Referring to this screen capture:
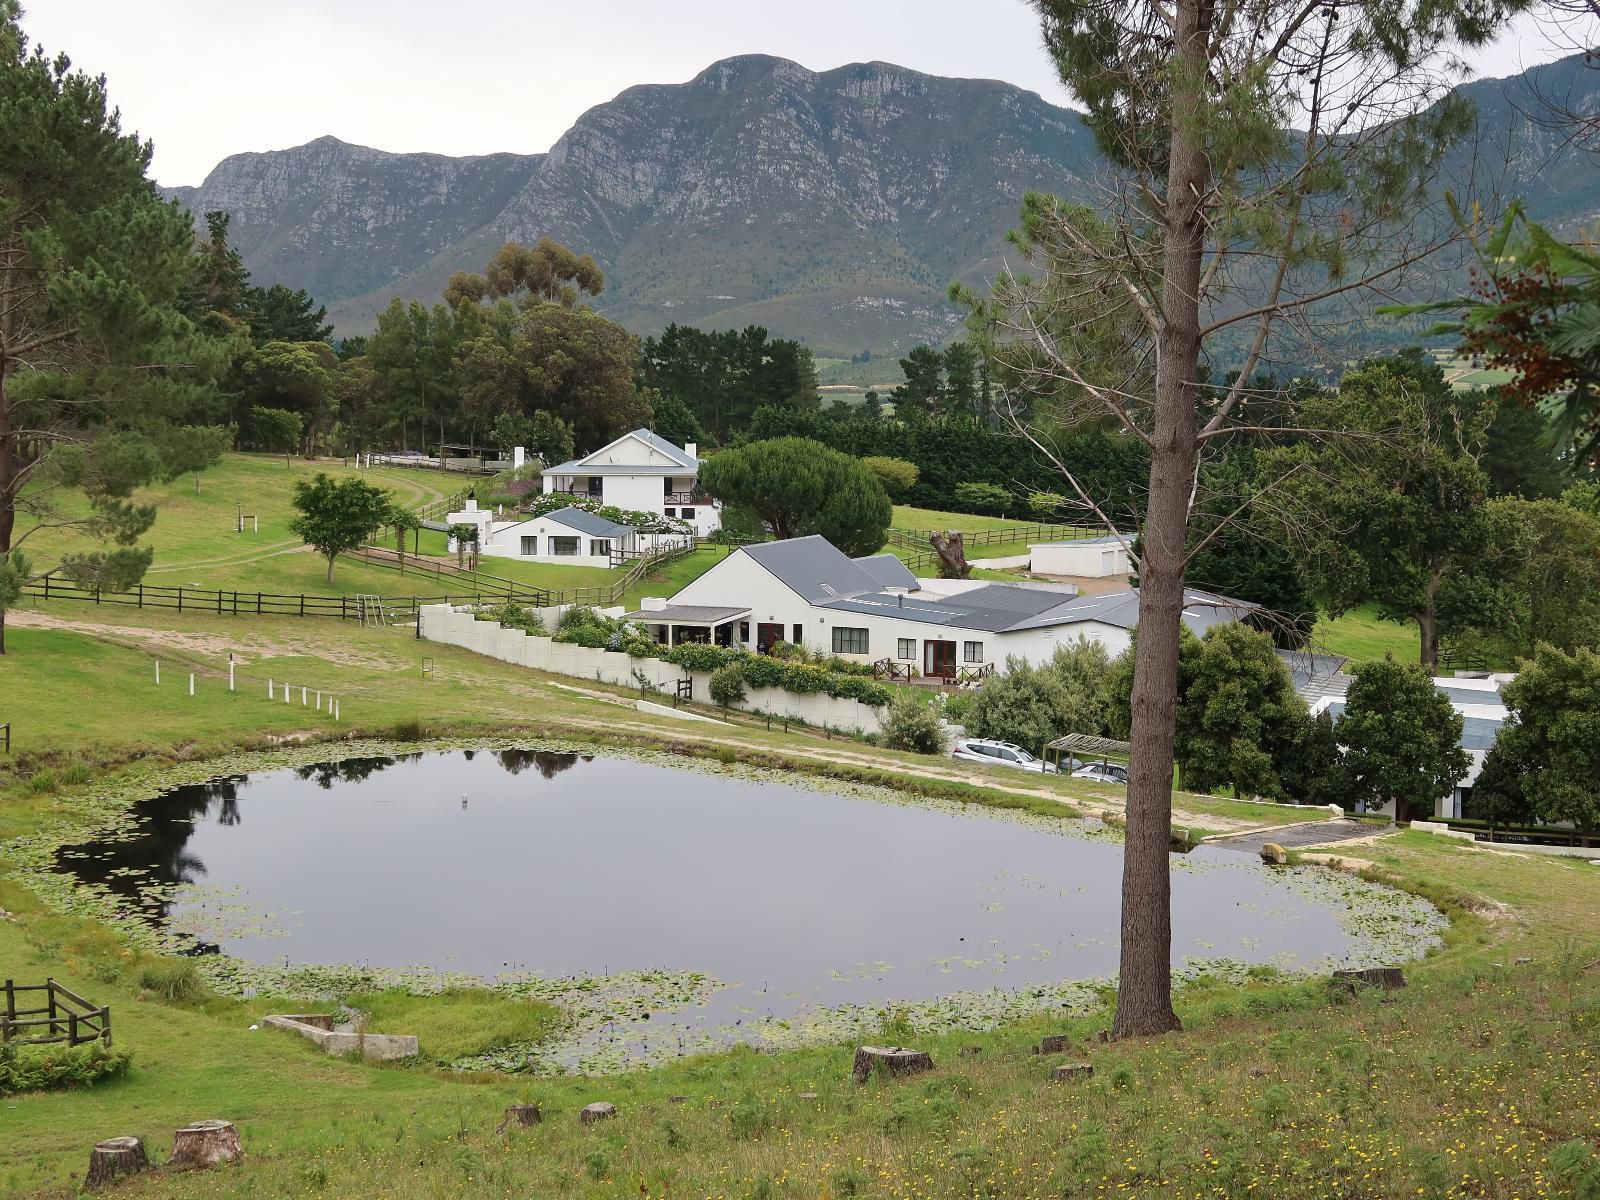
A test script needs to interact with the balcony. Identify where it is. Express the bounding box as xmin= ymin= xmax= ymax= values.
xmin=664 ymin=491 xmax=713 ymax=506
